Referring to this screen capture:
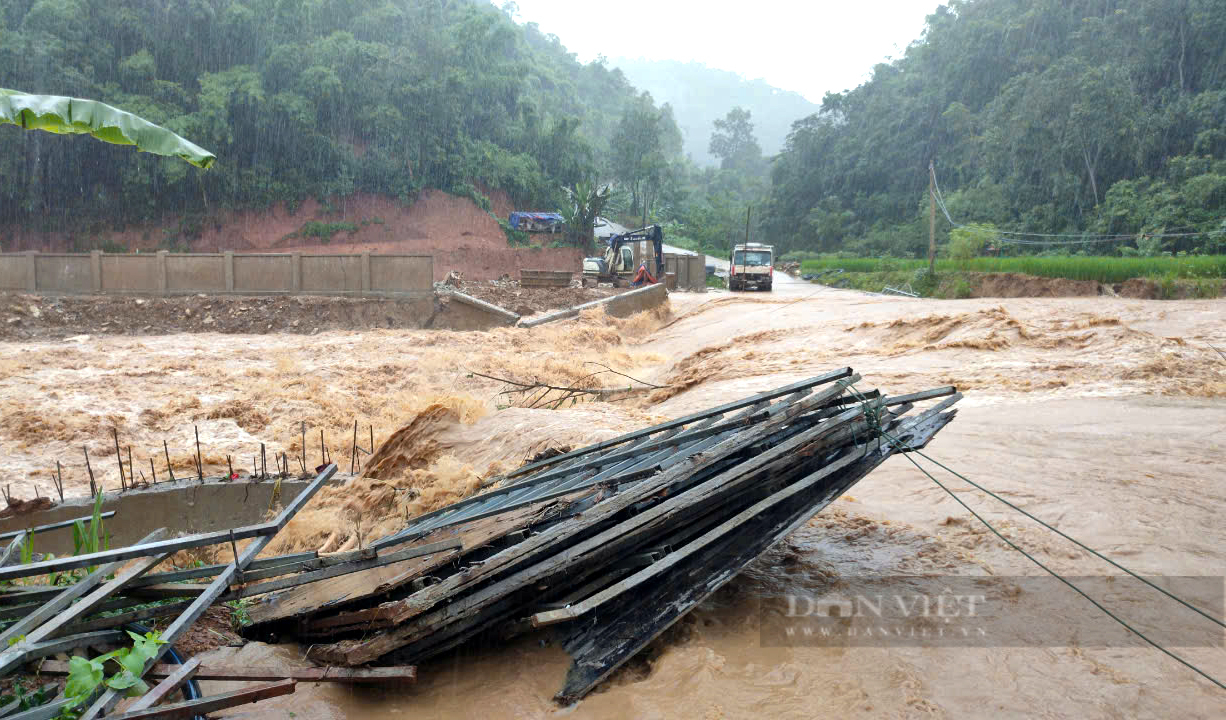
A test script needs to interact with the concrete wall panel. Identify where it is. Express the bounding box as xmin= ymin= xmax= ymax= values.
xmin=0 ymin=257 xmax=25 ymax=290
xmin=166 ymin=254 xmax=225 ymax=292
xmin=371 ymin=255 xmax=432 ymax=292
xmin=302 ymin=255 xmax=362 ymax=293
xmin=234 ymin=255 xmax=293 ymax=292
xmin=101 ymin=254 xmax=158 ymax=292
xmin=34 ymin=255 xmax=91 ymax=292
